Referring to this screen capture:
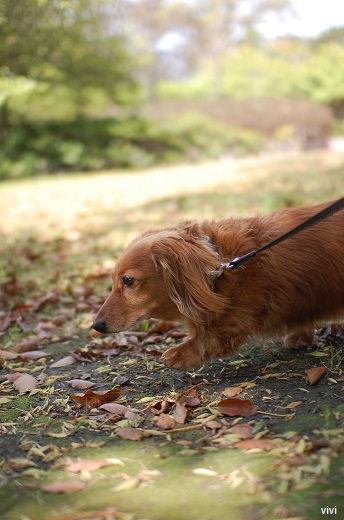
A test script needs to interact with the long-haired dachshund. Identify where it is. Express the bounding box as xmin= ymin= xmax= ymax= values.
xmin=93 ymin=199 xmax=344 ymax=369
